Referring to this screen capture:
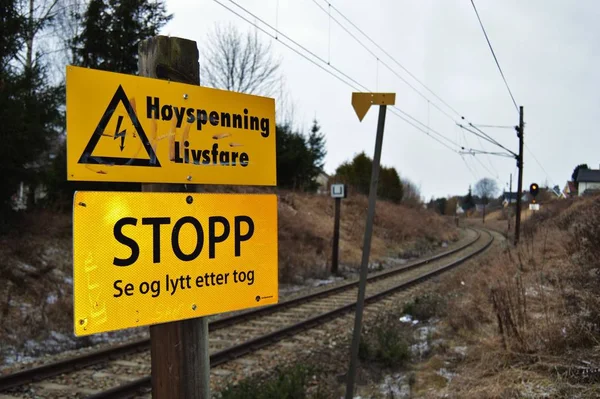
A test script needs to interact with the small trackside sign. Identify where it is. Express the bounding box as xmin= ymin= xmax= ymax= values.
xmin=73 ymin=192 xmax=278 ymax=336
xmin=331 ymin=184 xmax=347 ymax=198
xmin=66 ymin=66 xmax=276 ymax=186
